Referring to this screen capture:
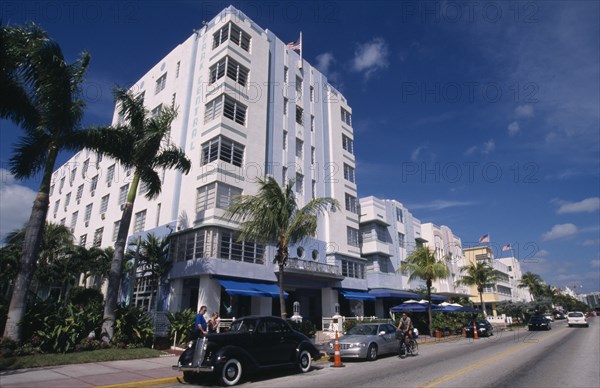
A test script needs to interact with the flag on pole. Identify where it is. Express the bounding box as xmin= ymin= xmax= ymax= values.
xmin=502 ymin=244 xmax=512 ymax=251
xmin=286 ymin=38 xmax=301 ymax=51
xmin=479 ymin=234 xmax=490 ymax=243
